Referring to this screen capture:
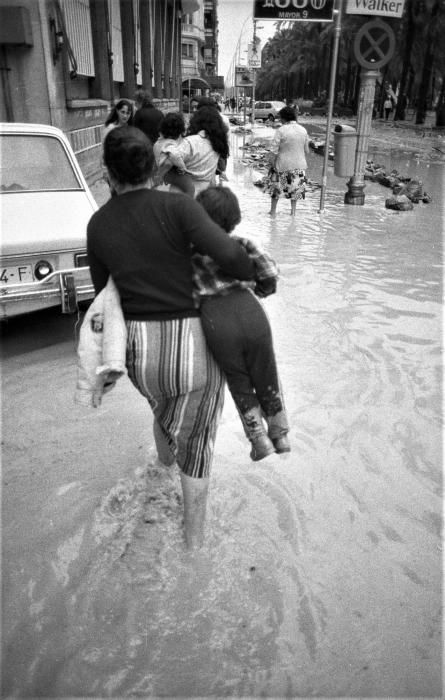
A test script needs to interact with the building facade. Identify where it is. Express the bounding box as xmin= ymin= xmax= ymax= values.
xmin=181 ymin=0 xmax=222 ymax=105
xmin=204 ymin=0 xmax=223 ymax=95
xmin=181 ymin=1 xmax=206 ymax=103
xmin=0 ymin=0 xmax=201 ymax=182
